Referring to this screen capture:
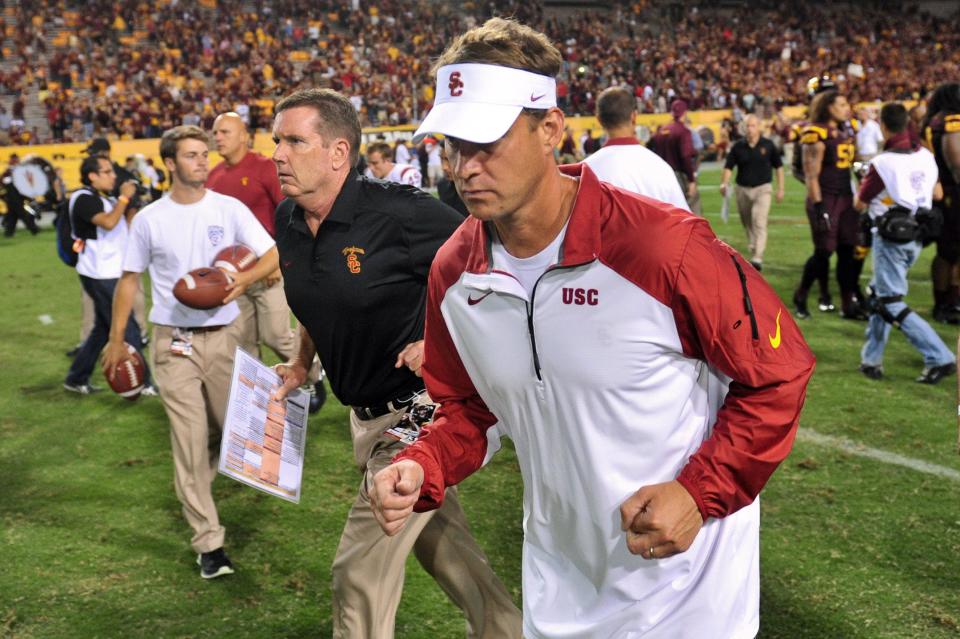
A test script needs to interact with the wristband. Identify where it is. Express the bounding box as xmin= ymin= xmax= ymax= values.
xmin=118 ymin=195 xmax=130 ymax=205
